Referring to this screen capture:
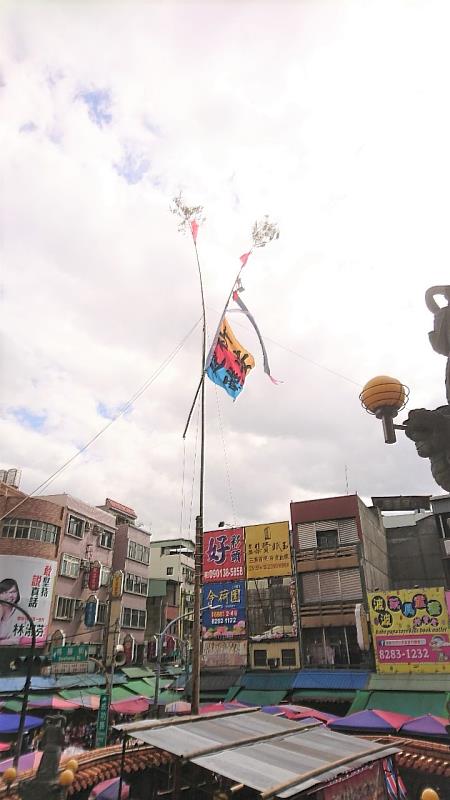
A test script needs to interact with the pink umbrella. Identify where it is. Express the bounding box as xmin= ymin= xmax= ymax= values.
xmin=199 ymin=702 xmax=247 ymax=714
xmin=28 ymin=695 xmax=81 ymax=711
xmin=0 ymin=744 xmax=10 ymax=753
xmin=111 ymin=696 xmax=149 ymax=715
xmin=90 ymin=778 xmax=130 ymax=800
